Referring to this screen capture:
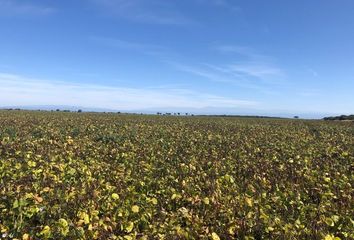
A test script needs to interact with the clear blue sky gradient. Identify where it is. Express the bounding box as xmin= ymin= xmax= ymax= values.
xmin=0 ymin=0 xmax=353 ymax=117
